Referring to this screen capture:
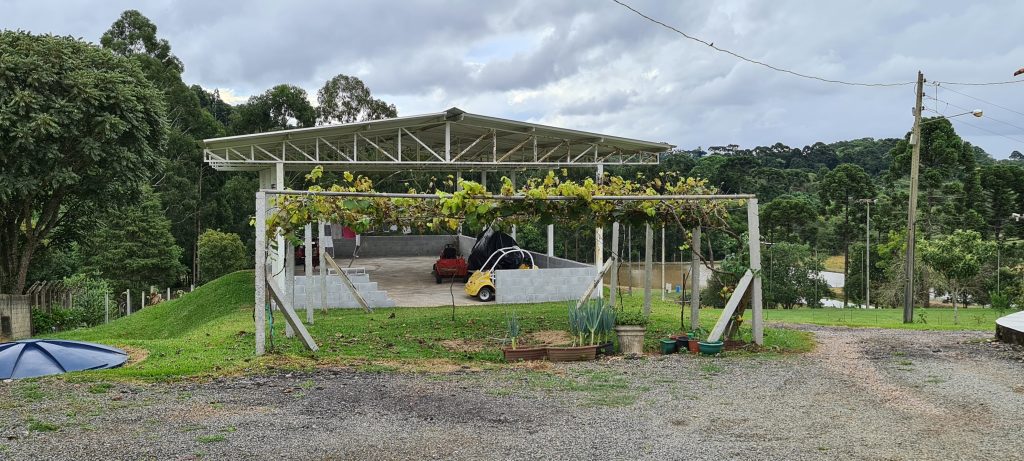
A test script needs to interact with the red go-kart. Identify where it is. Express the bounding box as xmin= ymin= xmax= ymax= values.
xmin=433 ymin=244 xmax=468 ymax=284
